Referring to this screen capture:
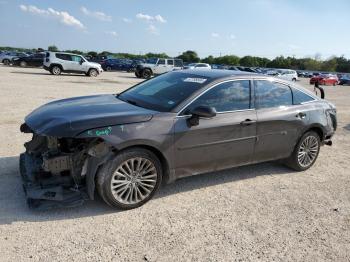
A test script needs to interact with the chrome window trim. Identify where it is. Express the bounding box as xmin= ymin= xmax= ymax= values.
xmin=176 ymin=108 xmax=255 ymax=119
xmin=176 ymin=78 xmax=253 ymax=117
